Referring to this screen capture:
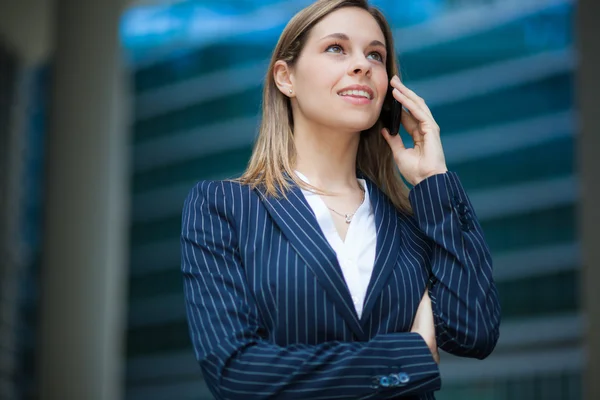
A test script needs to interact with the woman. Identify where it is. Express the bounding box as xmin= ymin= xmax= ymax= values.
xmin=181 ymin=0 xmax=501 ymax=399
